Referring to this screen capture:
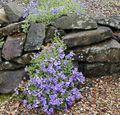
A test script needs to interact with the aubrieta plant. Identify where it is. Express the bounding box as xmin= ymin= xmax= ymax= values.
xmin=16 ymin=35 xmax=85 ymax=115
xmin=22 ymin=0 xmax=84 ymax=23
